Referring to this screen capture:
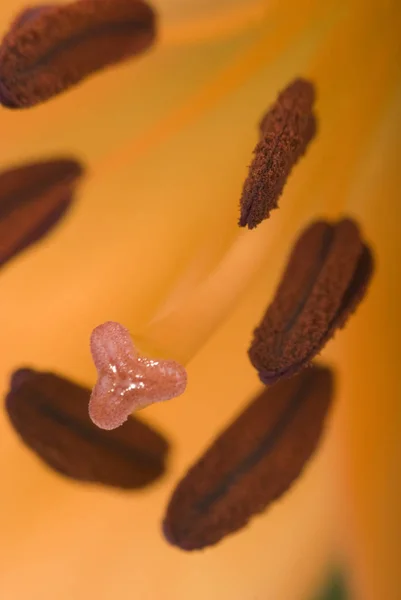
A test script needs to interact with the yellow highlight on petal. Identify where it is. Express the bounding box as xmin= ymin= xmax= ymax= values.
xmin=136 ymin=221 xmax=281 ymax=364
xmin=97 ymin=0 xmax=341 ymax=175
xmin=159 ymin=0 xmax=270 ymax=46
